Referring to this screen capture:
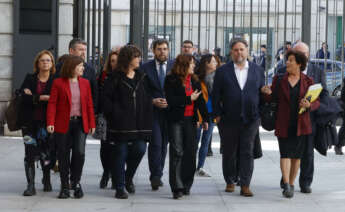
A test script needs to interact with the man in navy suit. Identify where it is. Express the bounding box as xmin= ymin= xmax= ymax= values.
xmin=141 ymin=39 xmax=174 ymax=190
xmin=212 ymin=38 xmax=265 ymax=197
xmin=276 ymin=42 xmax=328 ymax=194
